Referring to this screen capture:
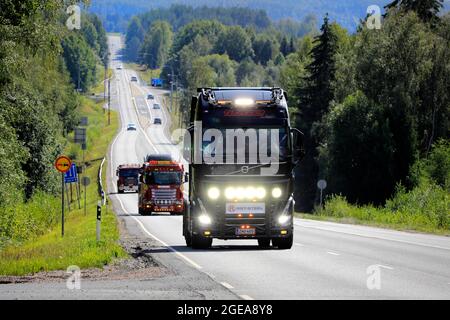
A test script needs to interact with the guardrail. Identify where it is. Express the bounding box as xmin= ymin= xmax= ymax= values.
xmin=98 ymin=157 xmax=106 ymax=205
